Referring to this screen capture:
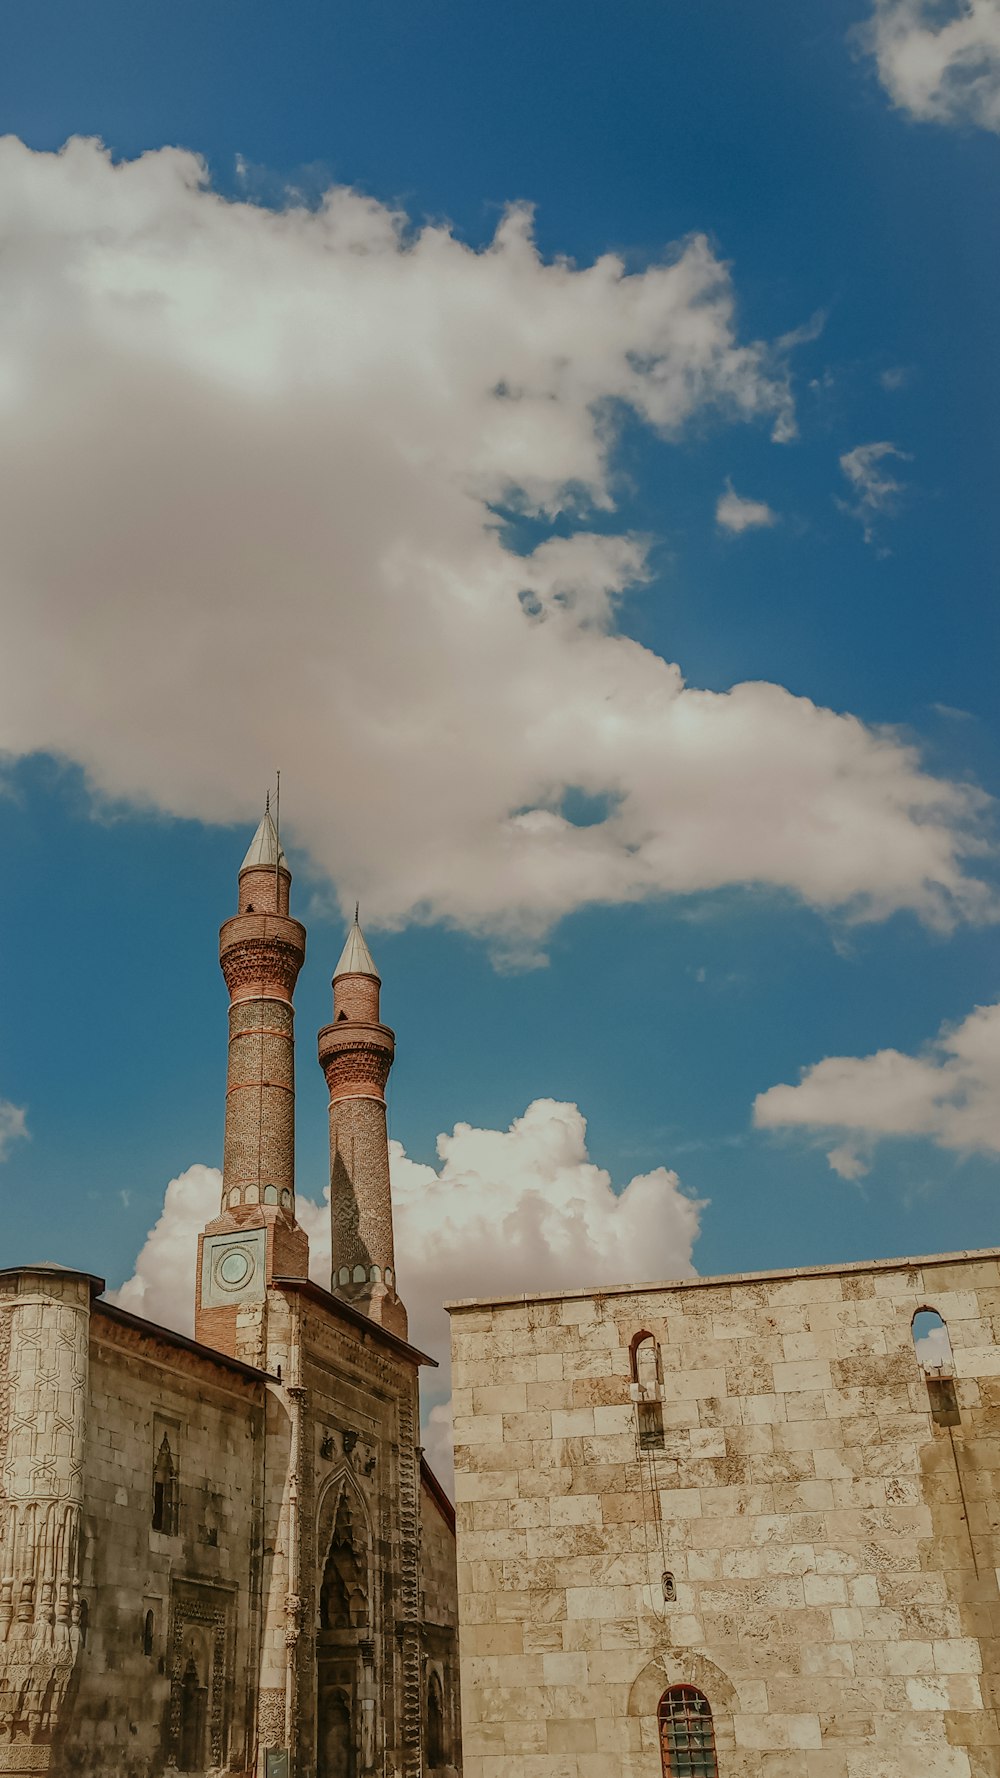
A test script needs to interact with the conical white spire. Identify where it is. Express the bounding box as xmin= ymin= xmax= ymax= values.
xmin=240 ymin=794 xmax=288 ymax=872
xmin=334 ymin=905 xmax=379 ymax=980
